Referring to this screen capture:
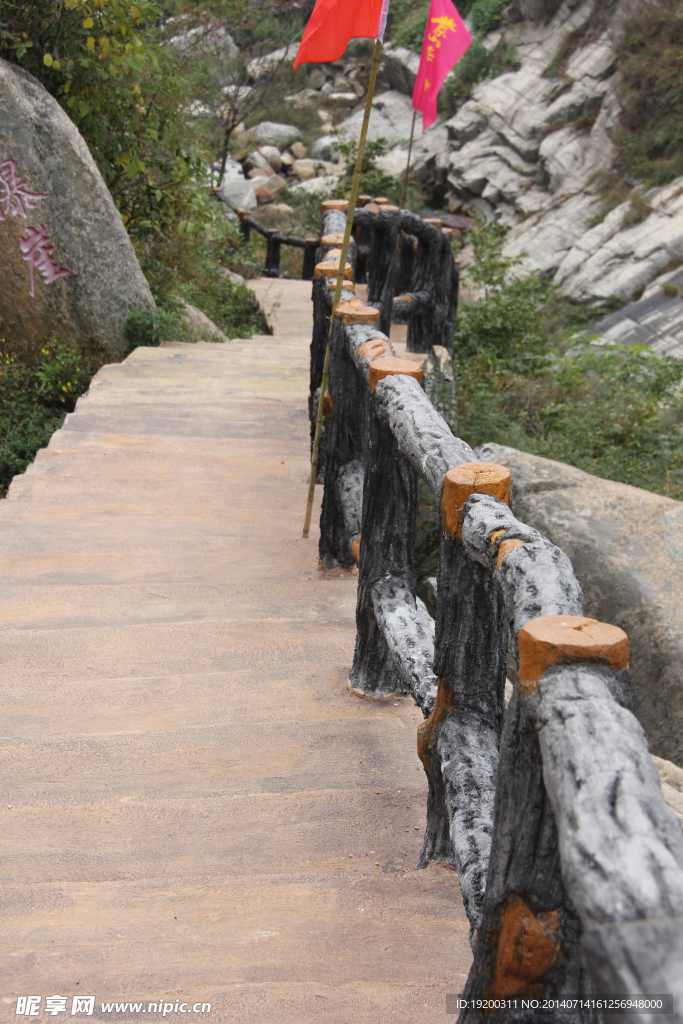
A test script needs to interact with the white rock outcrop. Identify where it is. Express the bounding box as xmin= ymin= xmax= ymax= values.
xmin=366 ymin=0 xmax=683 ymax=308
xmin=339 ymin=90 xmax=415 ymax=147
